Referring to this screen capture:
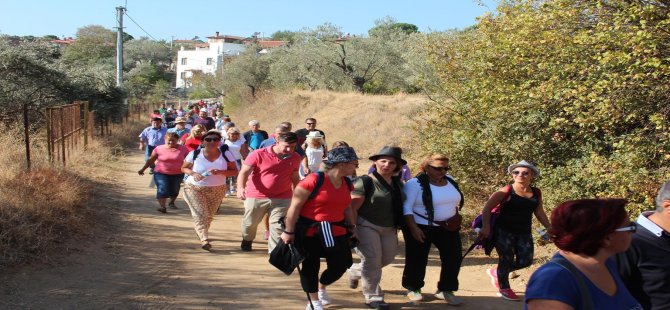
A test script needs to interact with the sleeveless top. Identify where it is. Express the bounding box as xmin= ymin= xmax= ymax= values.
xmin=496 ymin=187 xmax=539 ymax=234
